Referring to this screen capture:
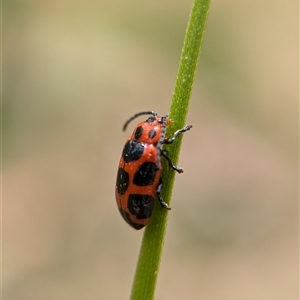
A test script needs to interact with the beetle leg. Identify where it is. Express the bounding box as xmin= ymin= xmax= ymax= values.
xmin=156 ymin=178 xmax=171 ymax=210
xmin=163 ymin=125 xmax=192 ymax=144
xmin=161 ymin=150 xmax=184 ymax=173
